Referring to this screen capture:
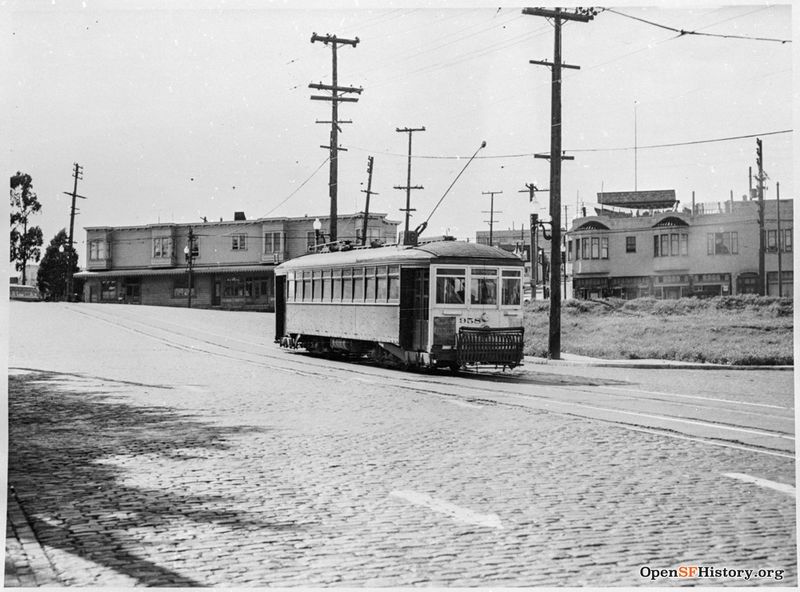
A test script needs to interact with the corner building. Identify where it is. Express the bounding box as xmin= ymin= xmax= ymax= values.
xmin=568 ymin=192 xmax=793 ymax=299
xmin=76 ymin=212 xmax=400 ymax=311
